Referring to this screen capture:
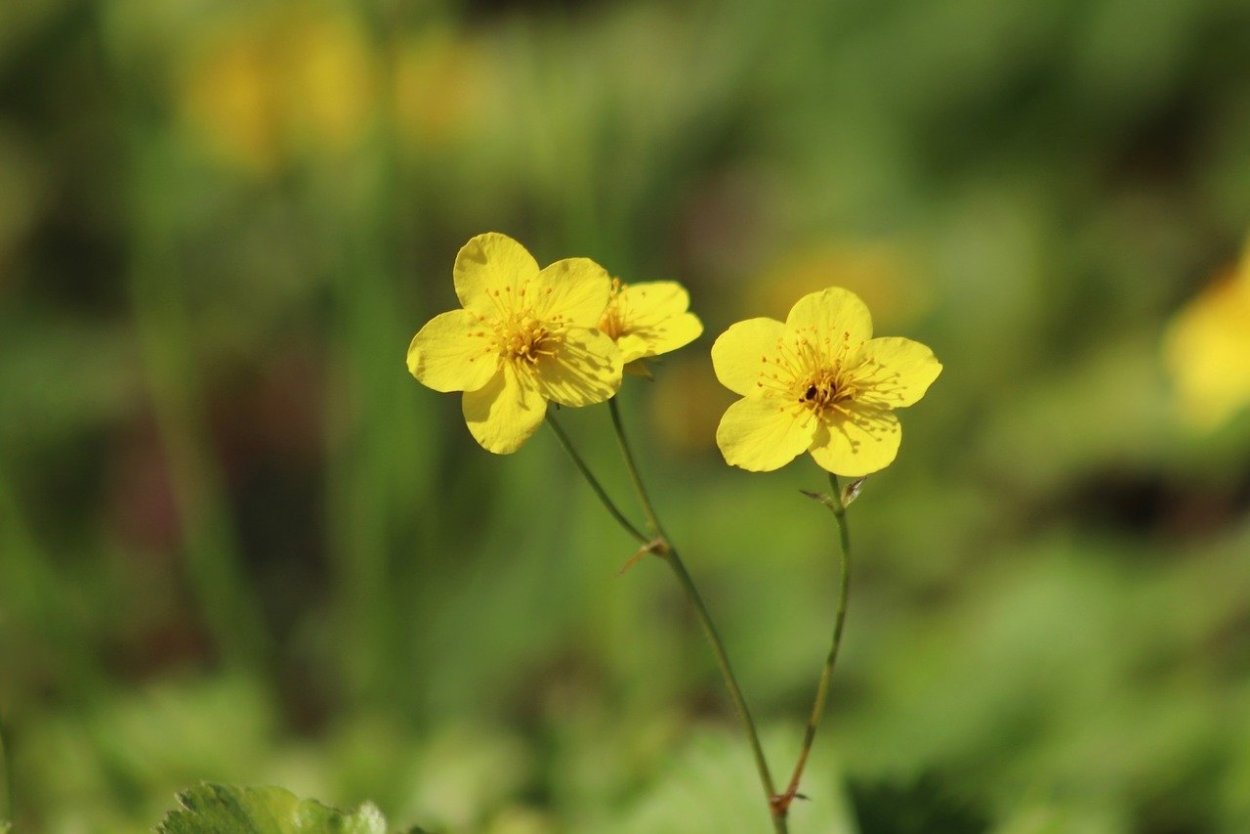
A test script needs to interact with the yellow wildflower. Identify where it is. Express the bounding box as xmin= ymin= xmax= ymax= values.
xmin=407 ymin=233 xmax=623 ymax=454
xmin=1163 ymin=249 xmax=1250 ymax=430
xmin=711 ymin=287 xmax=941 ymax=476
xmin=180 ymin=8 xmax=374 ymax=172
xmin=393 ymin=26 xmax=489 ymax=149
xmin=598 ymin=278 xmax=703 ymax=371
